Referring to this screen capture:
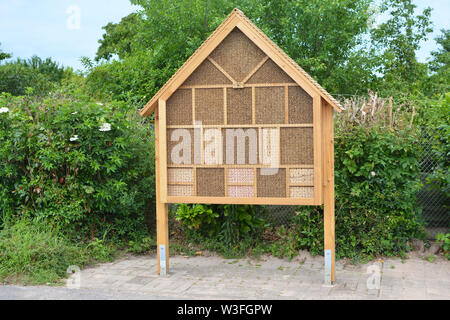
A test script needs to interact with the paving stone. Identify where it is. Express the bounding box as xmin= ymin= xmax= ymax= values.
xmin=43 ymin=255 xmax=448 ymax=299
